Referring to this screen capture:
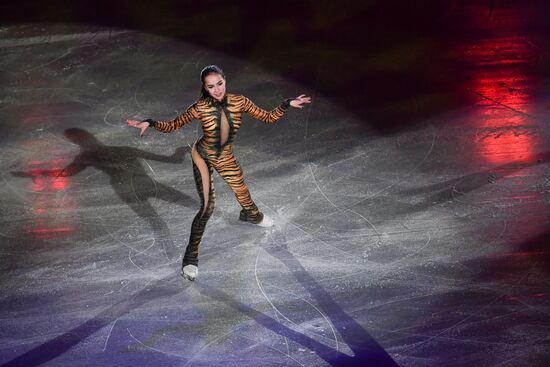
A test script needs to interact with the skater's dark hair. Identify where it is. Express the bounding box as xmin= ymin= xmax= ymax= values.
xmin=200 ymin=65 xmax=225 ymax=99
